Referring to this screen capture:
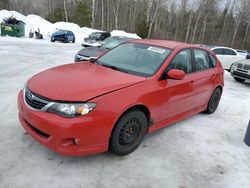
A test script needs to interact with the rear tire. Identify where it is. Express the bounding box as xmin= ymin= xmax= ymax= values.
xmin=110 ymin=110 xmax=147 ymax=156
xmin=234 ymin=77 xmax=245 ymax=82
xmin=205 ymin=88 xmax=222 ymax=114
